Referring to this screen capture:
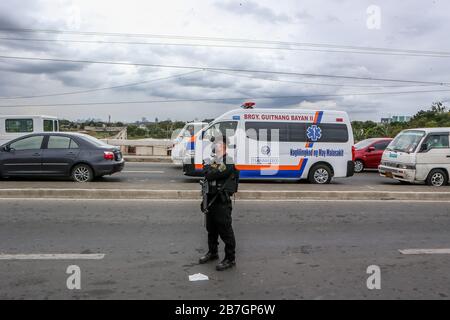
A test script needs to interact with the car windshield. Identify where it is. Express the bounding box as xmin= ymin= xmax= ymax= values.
xmin=355 ymin=139 xmax=377 ymax=150
xmin=387 ymin=130 xmax=425 ymax=153
xmin=78 ymin=134 xmax=112 ymax=147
